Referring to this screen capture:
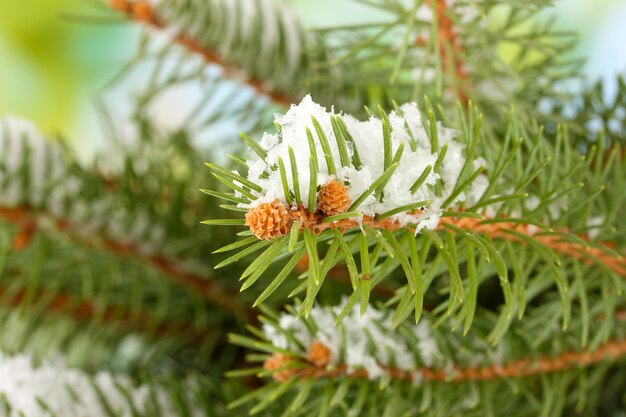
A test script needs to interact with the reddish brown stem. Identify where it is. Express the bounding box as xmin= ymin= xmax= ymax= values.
xmin=290 ymin=208 xmax=625 ymax=277
xmin=438 ymin=217 xmax=626 ymax=276
xmin=267 ymin=337 xmax=626 ymax=383
xmin=108 ymin=0 xmax=294 ymax=107
xmin=0 ymin=282 xmax=211 ymax=344
xmin=425 ymin=0 xmax=470 ymax=105
xmin=0 ymin=206 xmax=242 ymax=313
